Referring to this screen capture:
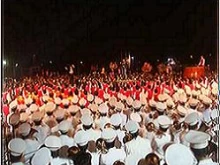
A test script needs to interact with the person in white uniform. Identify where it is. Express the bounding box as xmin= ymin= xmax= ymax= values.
xmin=74 ymin=130 xmax=99 ymax=165
xmin=151 ymin=115 xmax=172 ymax=158
xmin=185 ymin=130 xmax=218 ymax=165
xmin=100 ymin=128 xmax=126 ymax=165
xmin=8 ymin=138 xmax=26 ymax=165
xmin=44 ymin=135 xmax=70 ymax=165
xmin=124 ymin=120 xmax=152 ymax=159
xmin=181 ymin=112 xmax=200 ymax=147
xmin=31 ymin=147 xmax=52 ymax=165
xmin=81 ymin=113 xmax=101 ymax=142
xmin=110 ymin=113 xmax=125 ymax=145
xmin=58 ymin=120 xmax=76 ymax=147
xmin=17 ymin=123 xmax=41 ymax=164
xmin=164 ymin=143 xmax=197 ymax=165
xmin=32 ymin=111 xmax=51 ymax=145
